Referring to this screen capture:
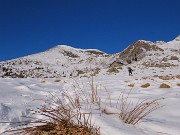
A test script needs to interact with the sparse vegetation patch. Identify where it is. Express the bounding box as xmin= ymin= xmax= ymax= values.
xmin=141 ymin=83 xmax=150 ymax=88
xmin=5 ymin=92 xmax=100 ymax=135
xmin=54 ymin=79 xmax=61 ymax=82
xmin=107 ymin=67 xmax=119 ymax=73
xmin=77 ymin=70 xmax=86 ymax=76
xmin=119 ymin=98 xmax=163 ymax=125
xmin=176 ymin=75 xmax=180 ymax=79
xmin=128 ymin=84 xmax=134 ymax=87
xmin=85 ymin=50 xmax=104 ymax=55
xmin=159 ymin=83 xmax=171 ymax=88
xmin=170 ymin=56 xmax=179 ymax=60
xmin=159 ymin=75 xmax=174 ymax=80
xmin=62 ymin=50 xmax=79 ymax=58
xmin=91 ymin=68 xmax=101 ymax=76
